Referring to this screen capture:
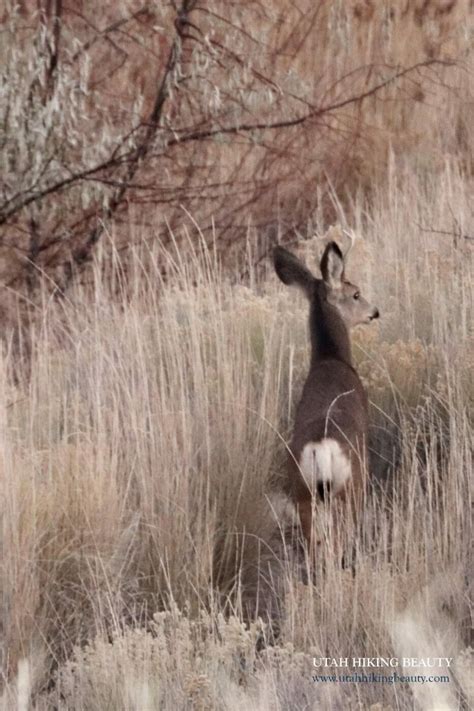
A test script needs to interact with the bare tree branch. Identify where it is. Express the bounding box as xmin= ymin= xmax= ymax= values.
xmin=59 ymin=0 xmax=199 ymax=292
xmin=167 ymin=59 xmax=452 ymax=147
